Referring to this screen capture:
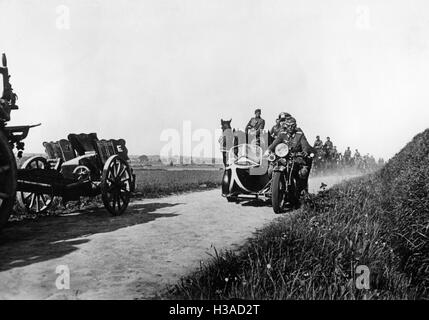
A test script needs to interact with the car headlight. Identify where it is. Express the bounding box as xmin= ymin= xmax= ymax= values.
xmin=275 ymin=143 xmax=289 ymax=157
